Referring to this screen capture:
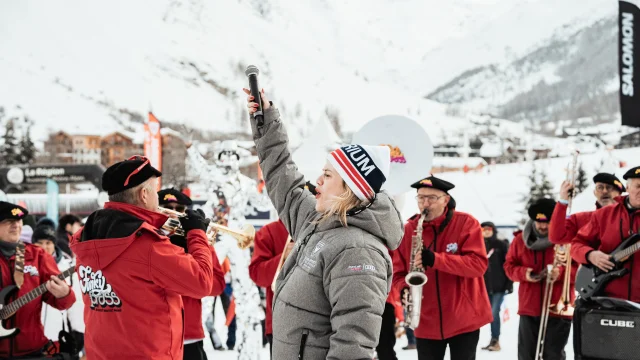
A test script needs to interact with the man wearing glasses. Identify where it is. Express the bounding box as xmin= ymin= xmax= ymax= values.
xmin=71 ymin=156 xmax=216 ymax=360
xmin=158 ymin=188 xmax=226 ymax=360
xmin=549 ymin=173 xmax=625 ymax=245
xmin=392 ymin=175 xmax=491 ymax=360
